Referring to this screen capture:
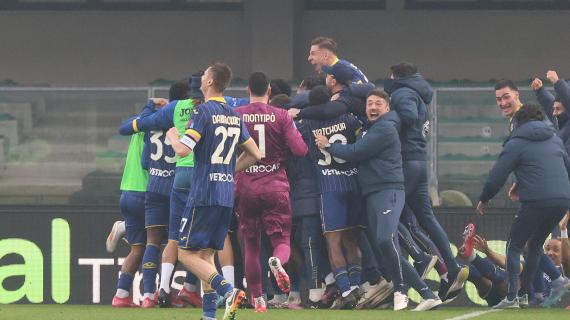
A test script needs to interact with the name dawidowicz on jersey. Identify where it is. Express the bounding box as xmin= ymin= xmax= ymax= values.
xmin=211 ymin=114 xmax=241 ymax=126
